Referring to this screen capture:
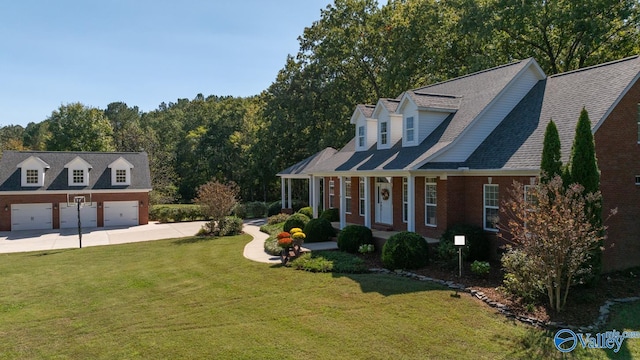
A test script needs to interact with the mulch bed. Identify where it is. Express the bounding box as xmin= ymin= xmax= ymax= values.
xmin=358 ymin=253 xmax=640 ymax=327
